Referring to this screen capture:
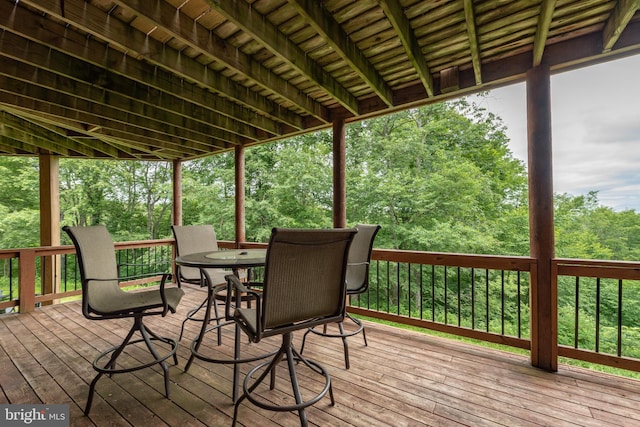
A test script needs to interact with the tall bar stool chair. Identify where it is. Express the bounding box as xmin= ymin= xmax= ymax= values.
xmin=300 ymin=224 xmax=380 ymax=369
xmin=226 ymin=227 xmax=357 ymax=426
xmin=63 ymin=225 xmax=184 ymax=415
xmin=172 ymin=225 xmax=229 ymax=343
